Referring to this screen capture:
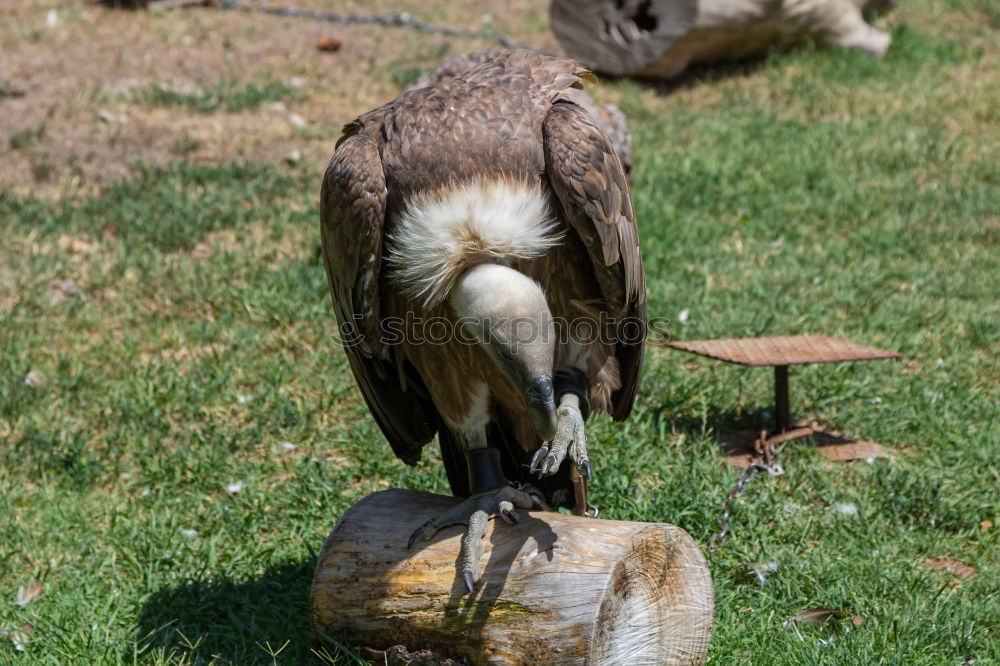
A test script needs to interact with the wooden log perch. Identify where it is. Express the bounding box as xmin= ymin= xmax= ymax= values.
xmin=310 ymin=489 xmax=714 ymax=665
xmin=550 ymin=0 xmax=893 ymax=79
